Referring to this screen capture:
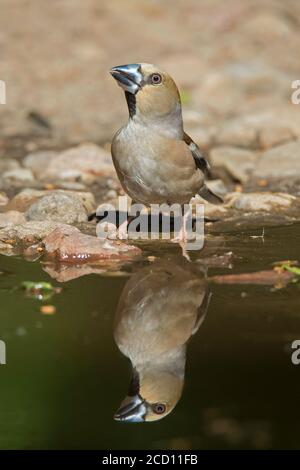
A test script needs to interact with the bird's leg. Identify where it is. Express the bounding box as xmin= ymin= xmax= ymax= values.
xmin=171 ymin=206 xmax=191 ymax=261
xmin=172 ymin=206 xmax=189 ymax=243
xmin=118 ymin=218 xmax=129 ymax=240
xmin=106 ymin=210 xmax=129 ymax=240
xmin=114 ymin=206 xmax=138 ymax=240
